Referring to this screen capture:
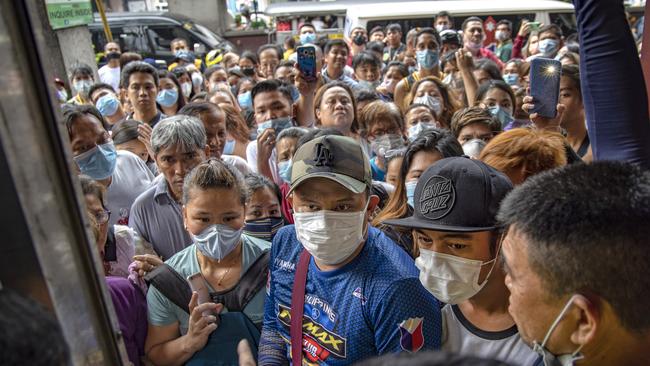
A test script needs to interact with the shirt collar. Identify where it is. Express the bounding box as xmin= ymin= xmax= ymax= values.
xmin=153 ymin=176 xmax=177 ymax=204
